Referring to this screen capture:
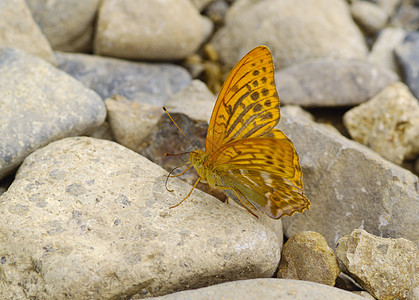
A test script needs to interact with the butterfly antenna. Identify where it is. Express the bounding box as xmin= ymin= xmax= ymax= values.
xmin=163 ymin=106 xmax=198 ymax=151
